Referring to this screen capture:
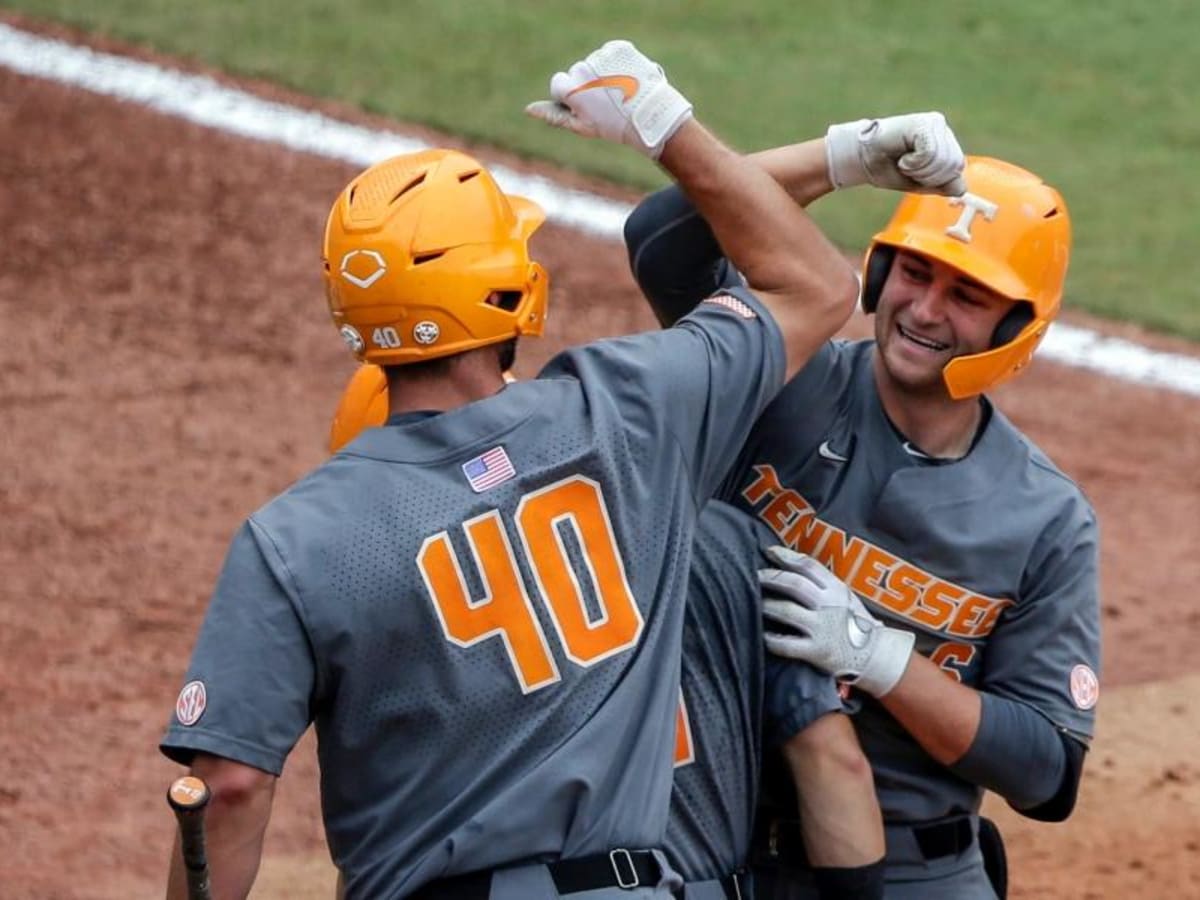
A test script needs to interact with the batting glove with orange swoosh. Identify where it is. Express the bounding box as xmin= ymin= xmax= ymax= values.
xmin=525 ymin=40 xmax=694 ymax=159
xmin=760 ymin=546 xmax=916 ymax=698
xmin=825 ymin=111 xmax=967 ymax=196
